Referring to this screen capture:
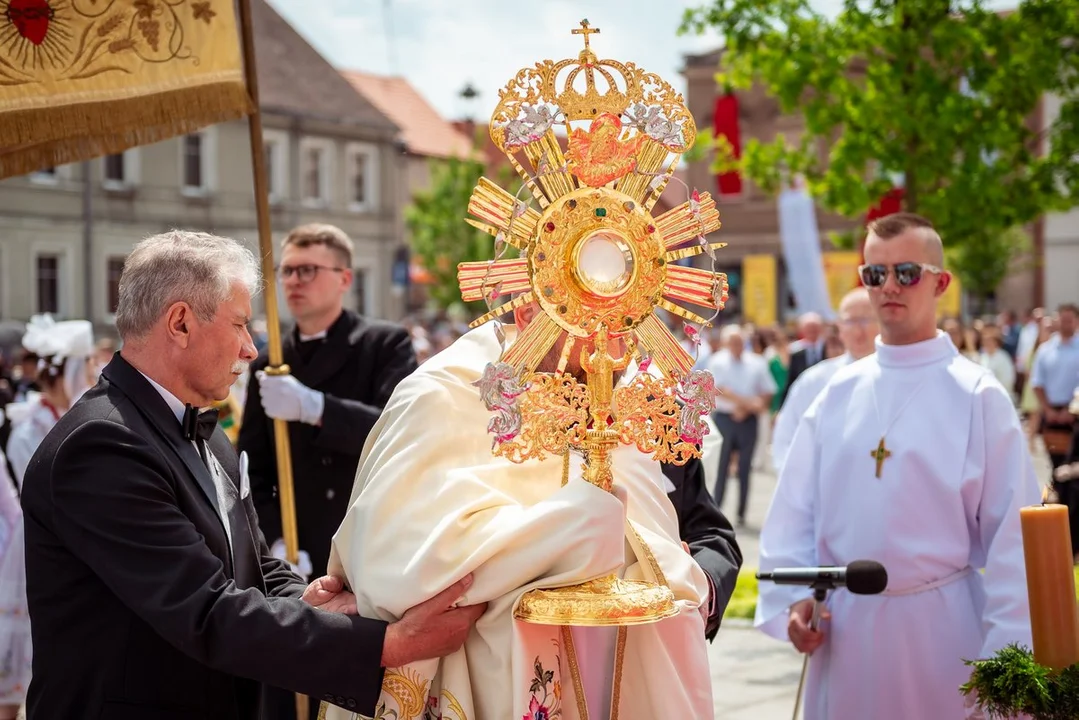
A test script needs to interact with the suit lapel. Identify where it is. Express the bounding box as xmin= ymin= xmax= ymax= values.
xmin=284 ymin=311 xmax=359 ymax=388
xmin=102 ymin=355 xmax=227 ymax=545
